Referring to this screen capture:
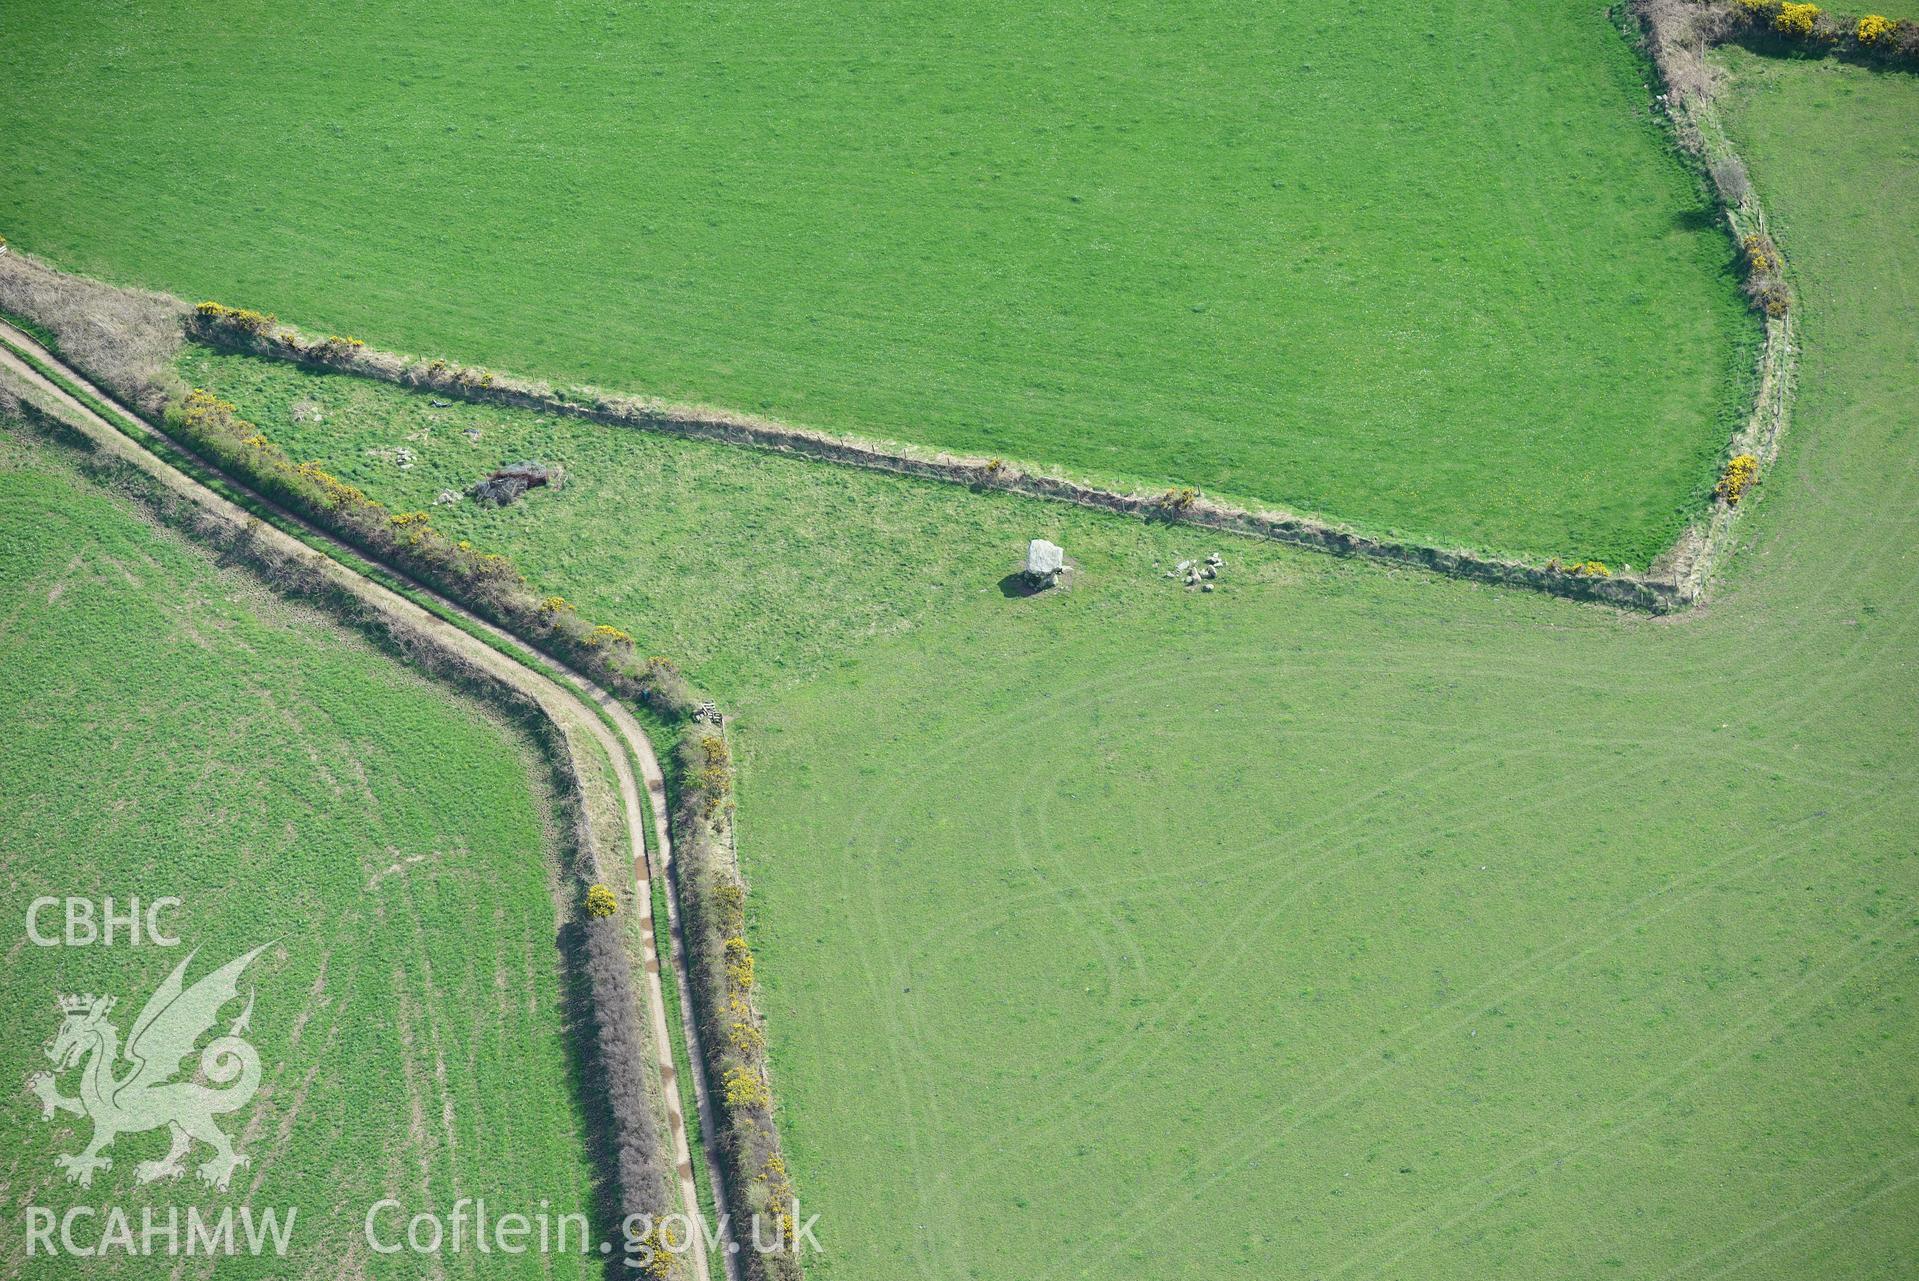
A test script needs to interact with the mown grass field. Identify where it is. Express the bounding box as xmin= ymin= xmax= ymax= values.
xmin=183 ymin=48 xmax=1919 ymax=1278
xmin=0 ymin=1 xmax=1755 ymax=565
xmin=0 ymin=429 xmax=606 ymax=1278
